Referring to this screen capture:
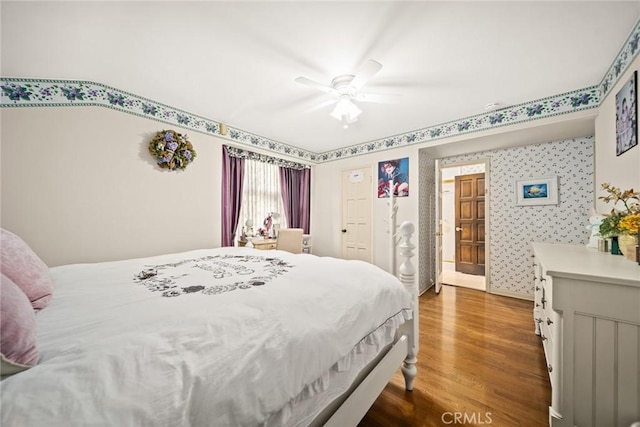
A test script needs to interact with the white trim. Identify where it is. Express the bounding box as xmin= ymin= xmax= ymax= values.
xmin=488 ymin=287 xmax=534 ymax=301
